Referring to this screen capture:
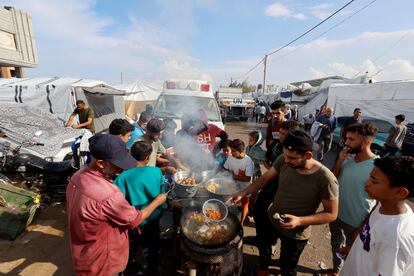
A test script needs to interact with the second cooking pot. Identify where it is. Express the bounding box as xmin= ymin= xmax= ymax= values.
xmin=173 ymin=171 xmax=202 ymax=198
